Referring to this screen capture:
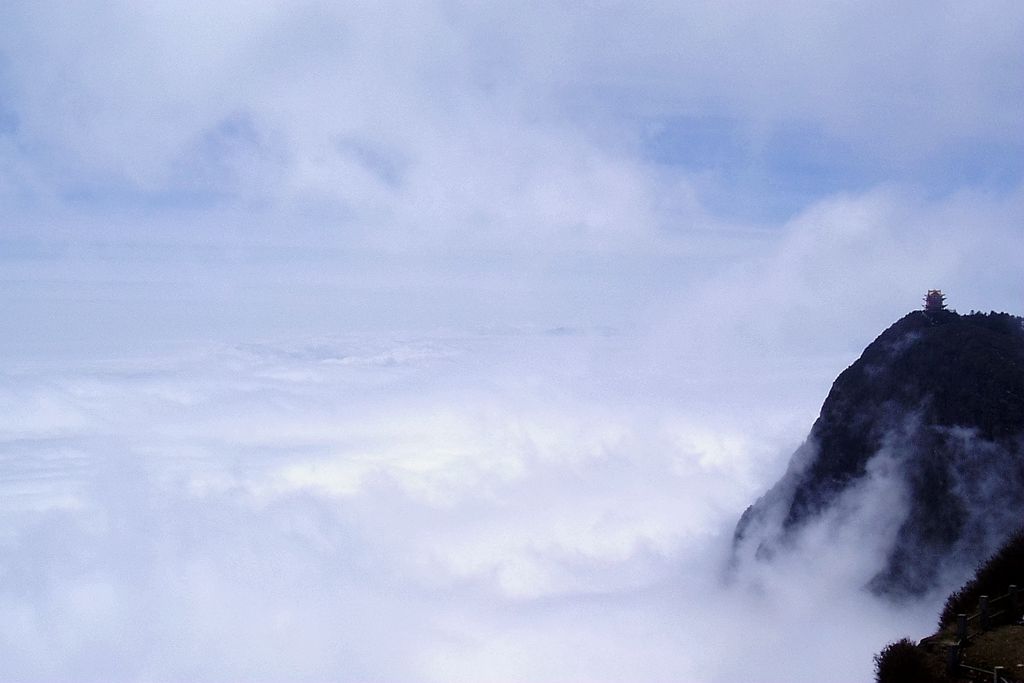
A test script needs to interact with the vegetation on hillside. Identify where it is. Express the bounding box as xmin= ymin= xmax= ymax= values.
xmin=874 ymin=527 xmax=1024 ymax=682
xmin=940 ymin=529 xmax=1024 ymax=628
xmin=874 ymin=638 xmax=942 ymax=683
